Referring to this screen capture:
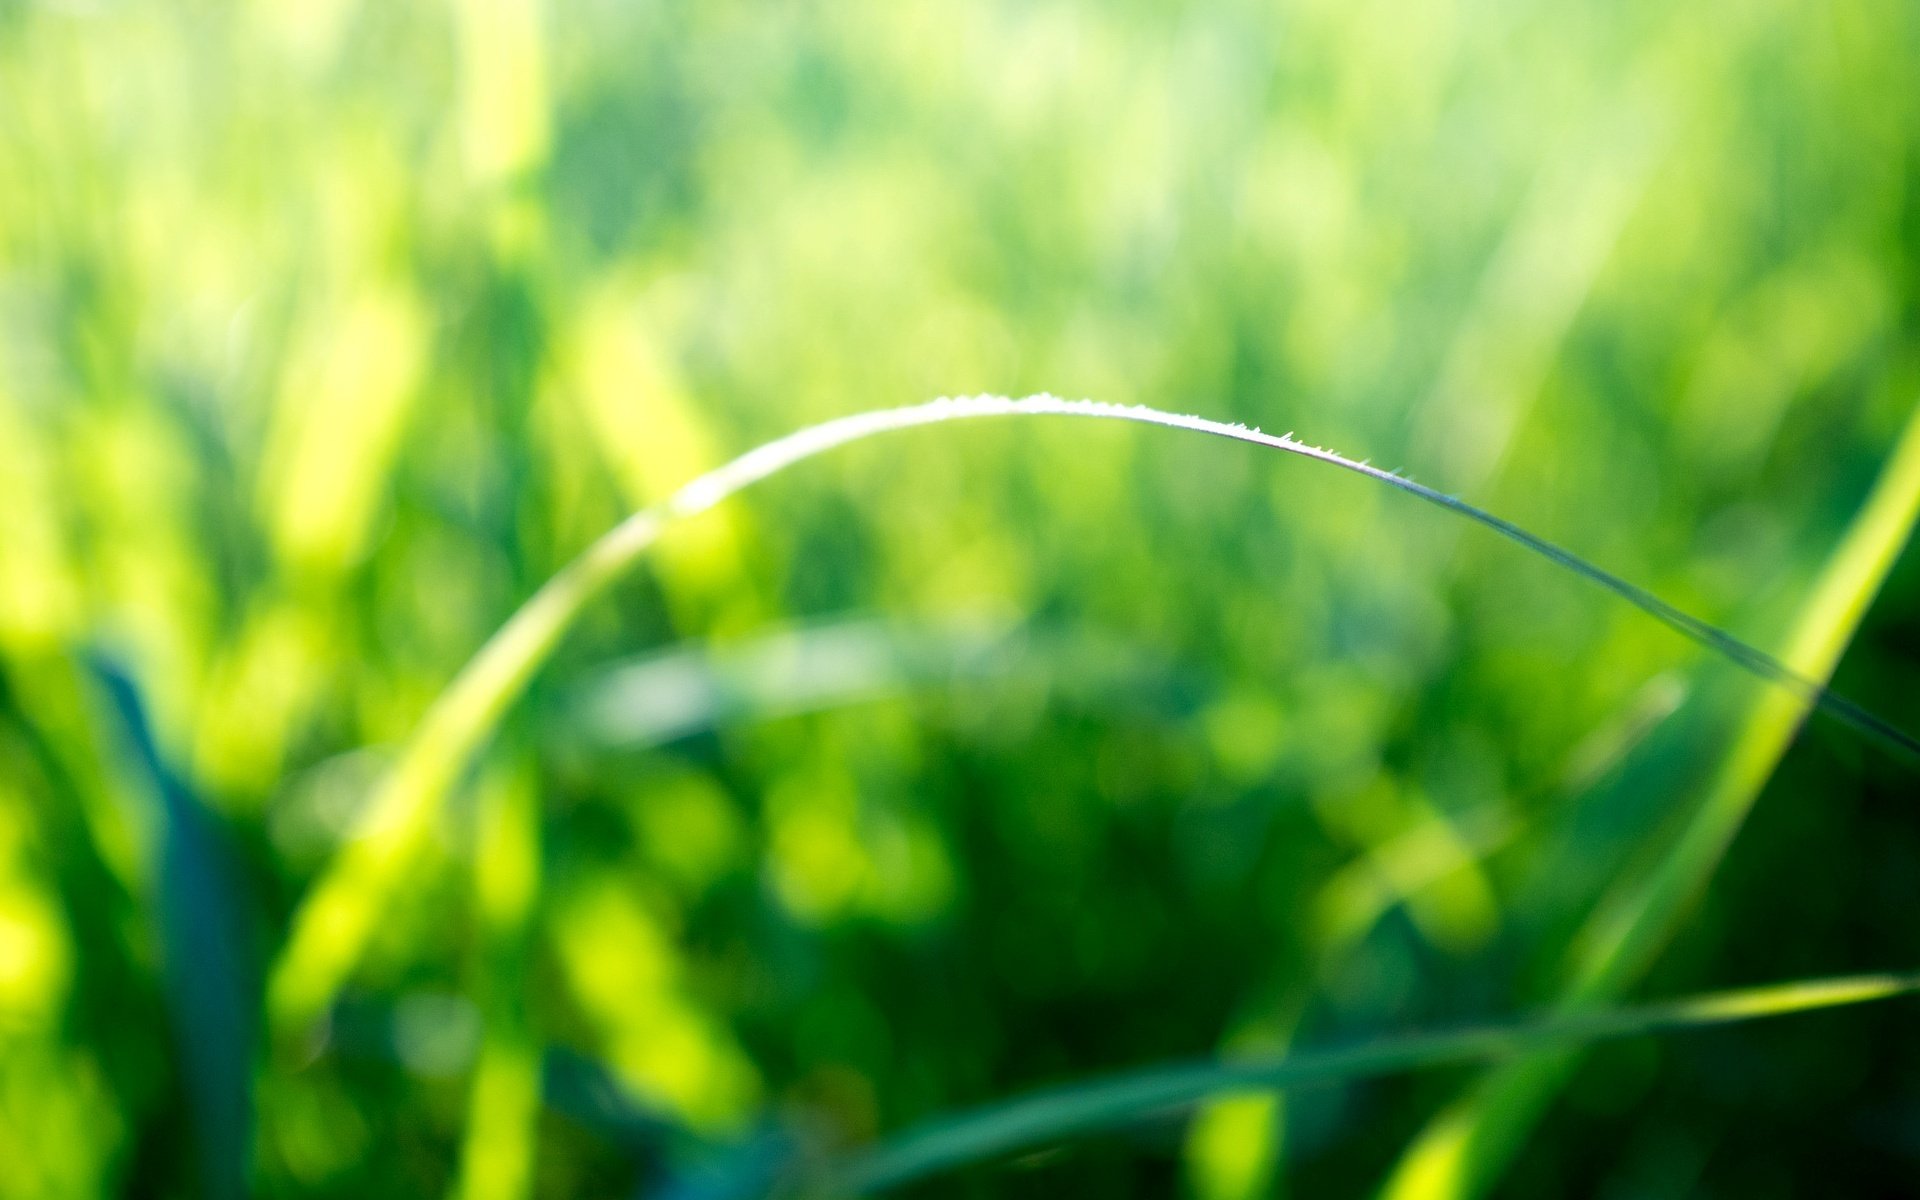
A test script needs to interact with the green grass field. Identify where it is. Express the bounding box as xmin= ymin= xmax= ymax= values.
xmin=2 ymin=0 xmax=1919 ymax=1195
